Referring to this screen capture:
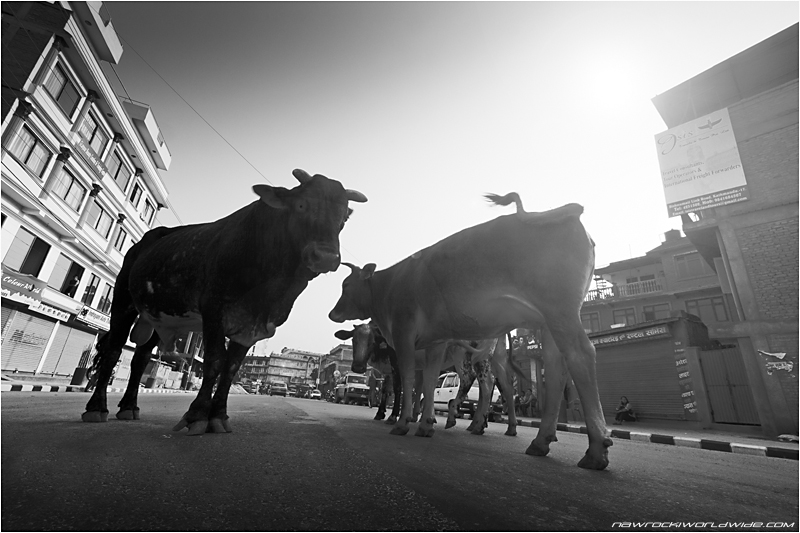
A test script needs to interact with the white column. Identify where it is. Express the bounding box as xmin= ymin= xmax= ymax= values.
xmin=76 ymin=183 xmax=103 ymax=229
xmin=69 ymin=91 xmax=98 ymax=134
xmin=35 ymin=321 xmax=61 ymax=374
xmin=39 ymin=147 xmax=71 ymax=199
